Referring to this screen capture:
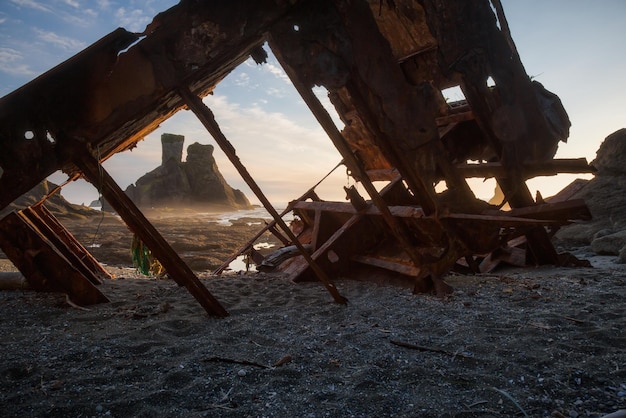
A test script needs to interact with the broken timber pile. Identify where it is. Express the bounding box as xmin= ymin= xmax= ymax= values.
xmin=0 ymin=0 xmax=594 ymax=314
